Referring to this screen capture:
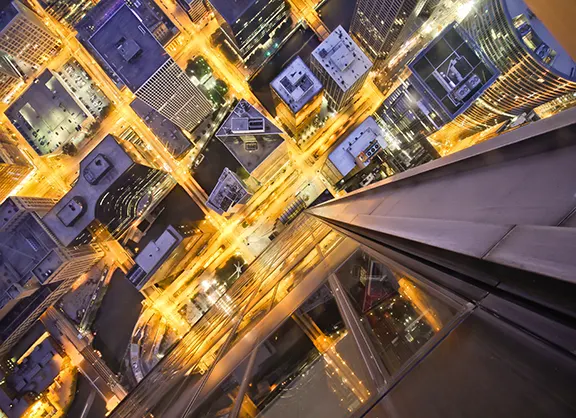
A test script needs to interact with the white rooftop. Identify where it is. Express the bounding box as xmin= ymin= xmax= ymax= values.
xmin=328 ymin=117 xmax=387 ymax=177
xmin=270 ymin=57 xmax=323 ymax=113
xmin=312 ymin=26 xmax=373 ymax=92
